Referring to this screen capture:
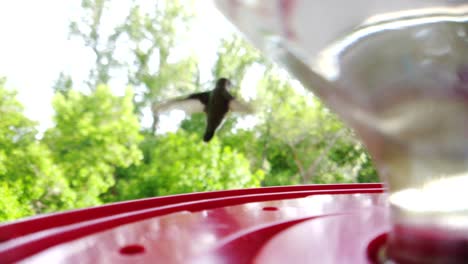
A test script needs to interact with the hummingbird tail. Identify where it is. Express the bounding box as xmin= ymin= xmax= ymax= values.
xmin=203 ymin=130 xmax=215 ymax=142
